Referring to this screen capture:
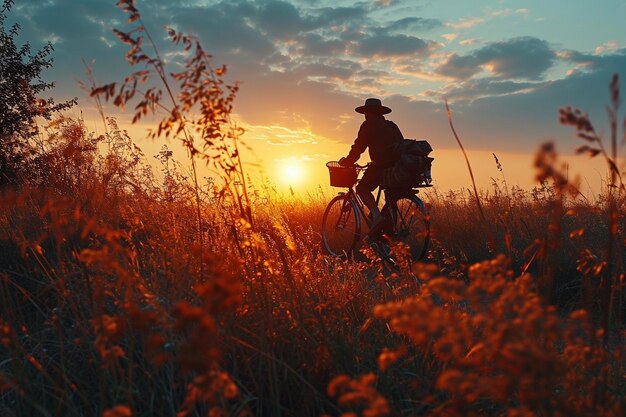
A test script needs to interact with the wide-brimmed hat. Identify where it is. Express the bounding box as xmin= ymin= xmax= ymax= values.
xmin=355 ymin=97 xmax=391 ymax=114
